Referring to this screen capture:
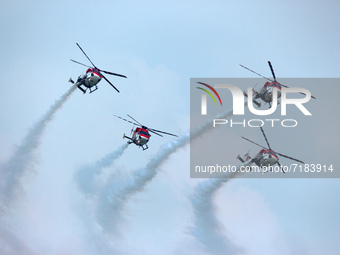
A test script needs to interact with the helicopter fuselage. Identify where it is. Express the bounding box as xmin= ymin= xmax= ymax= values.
xmin=116 ymin=114 xmax=178 ymax=151
xmin=70 ymin=43 xmax=126 ymax=94
xmin=82 ymin=68 xmax=102 ymax=87
xmin=74 ymin=68 xmax=103 ymax=93
xmin=238 ymin=126 xmax=304 ymax=174
xmin=132 ymin=127 xmax=150 ymax=145
xmin=256 ymin=82 xmax=281 ymax=103
xmin=124 ymin=127 xmax=151 ymax=150
xmin=252 ymin=149 xmax=279 ymax=167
